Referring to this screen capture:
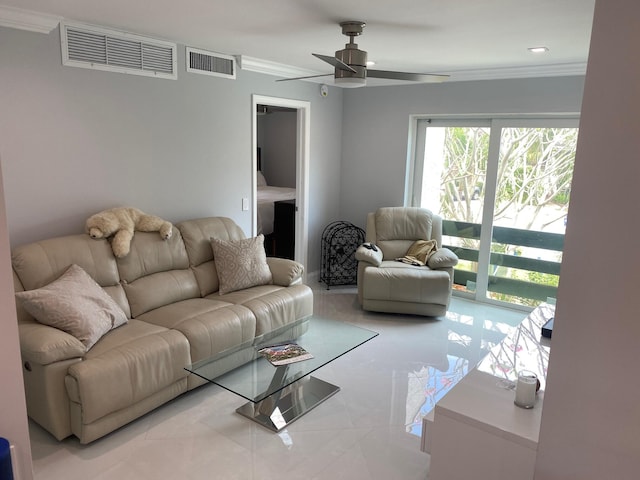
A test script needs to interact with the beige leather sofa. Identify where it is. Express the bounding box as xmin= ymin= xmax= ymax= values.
xmin=12 ymin=216 xmax=313 ymax=444
xmin=356 ymin=207 xmax=458 ymax=317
